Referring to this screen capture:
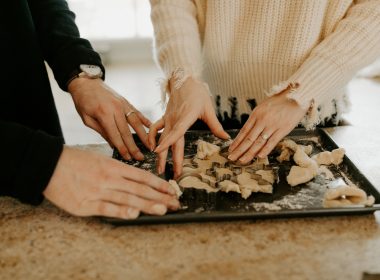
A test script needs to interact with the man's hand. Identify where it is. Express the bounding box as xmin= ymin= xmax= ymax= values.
xmin=228 ymin=90 xmax=309 ymax=163
xmin=68 ymin=78 xmax=152 ymax=161
xmin=148 ymin=77 xmax=229 ymax=178
xmin=43 ymin=147 xmax=180 ymax=219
